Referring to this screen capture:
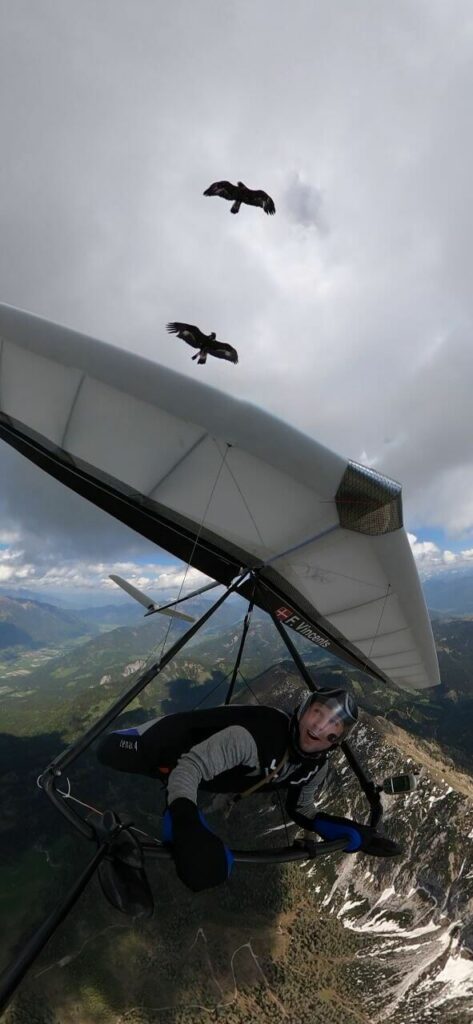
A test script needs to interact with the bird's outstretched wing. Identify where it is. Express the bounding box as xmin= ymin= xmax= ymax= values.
xmin=166 ymin=322 xmax=205 ymax=350
xmin=167 ymin=322 xmax=238 ymax=366
xmin=203 ymin=180 xmax=239 ymax=201
xmin=207 ymin=339 xmax=239 ymax=364
xmin=243 ymin=187 xmax=276 ymax=215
